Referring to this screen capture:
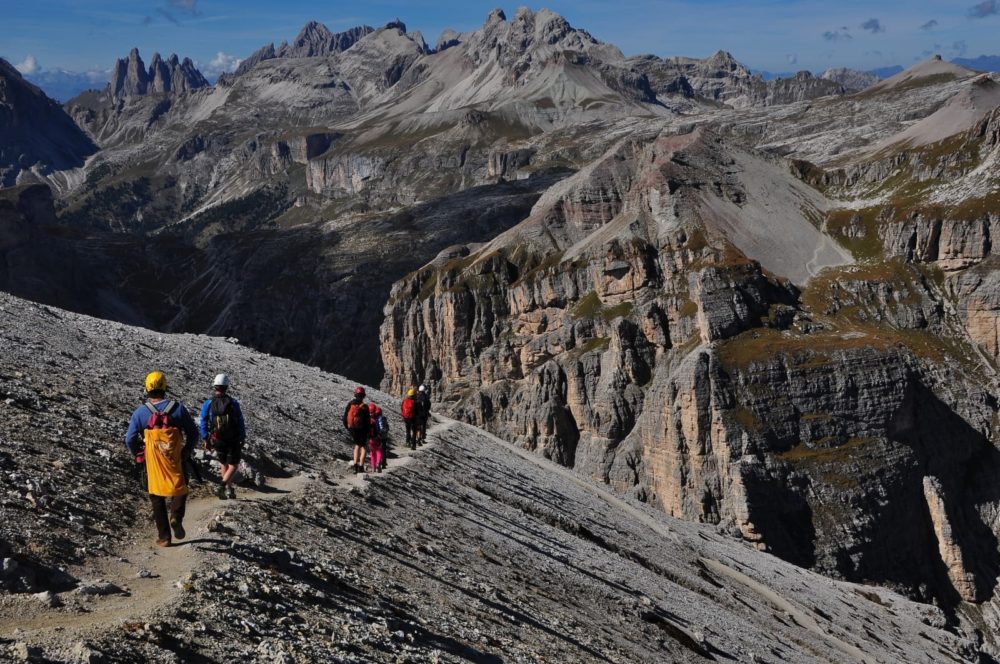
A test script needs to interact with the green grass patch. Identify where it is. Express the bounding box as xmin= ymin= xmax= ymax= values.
xmin=572 ymin=291 xmax=603 ymax=319
xmin=678 ymin=298 xmax=699 ymax=318
xmin=601 ymin=302 xmax=634 ymax=321
xmin=778 ymin=436 xmax=876 ymax=462
xmin=826 ymin=207 xmax=884 ymax=262
xmin=577 ymin=337 xmax=610 ymax=354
